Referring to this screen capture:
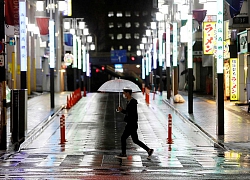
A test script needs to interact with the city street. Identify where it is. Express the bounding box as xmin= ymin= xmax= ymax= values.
xmin=0 ymin=93 xmax=250 ymax=179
